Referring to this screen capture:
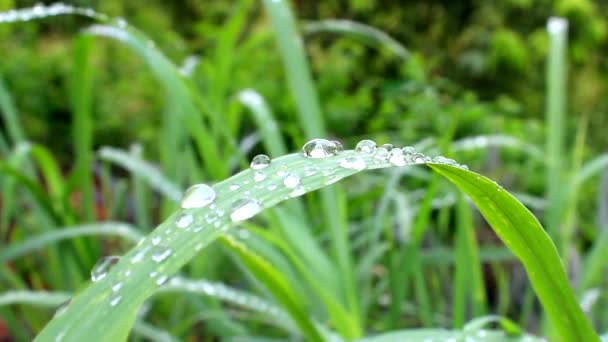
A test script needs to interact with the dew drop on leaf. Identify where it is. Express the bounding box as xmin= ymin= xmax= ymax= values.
xmin=355 ymin=139 xmax=376 ymax=154
xmin=91 ymin=256 xmax=120 ymax=282
xmin=230 ymin=198 xmax=262 ymax=222
xmin=151 ymin=245 xmax=172 ymax=263
xmin=339 ymin=156 xmax=367 ymax=171
xmin=283 ymin=173 xmax=301 ymax=188
xmin=250 ymin=154 xmax=271 ymax=170
xmin=109 ymin=294 xmax=122 ymax=307
xmin=181 ymin=184 xmax=216 ymax=209
xmin=254 ymin=171 xmax=266 ymax=182
xmin=302 ymin=138 xmax=338 ymax=159
xmin=176 ymin=214 xmax=193 ymax=229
